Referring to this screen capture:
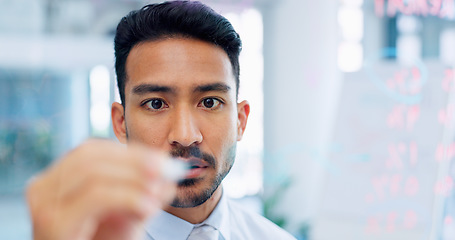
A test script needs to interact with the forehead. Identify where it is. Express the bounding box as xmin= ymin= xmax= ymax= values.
xmin=125 ymin=38 xmax=235 ymax=94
